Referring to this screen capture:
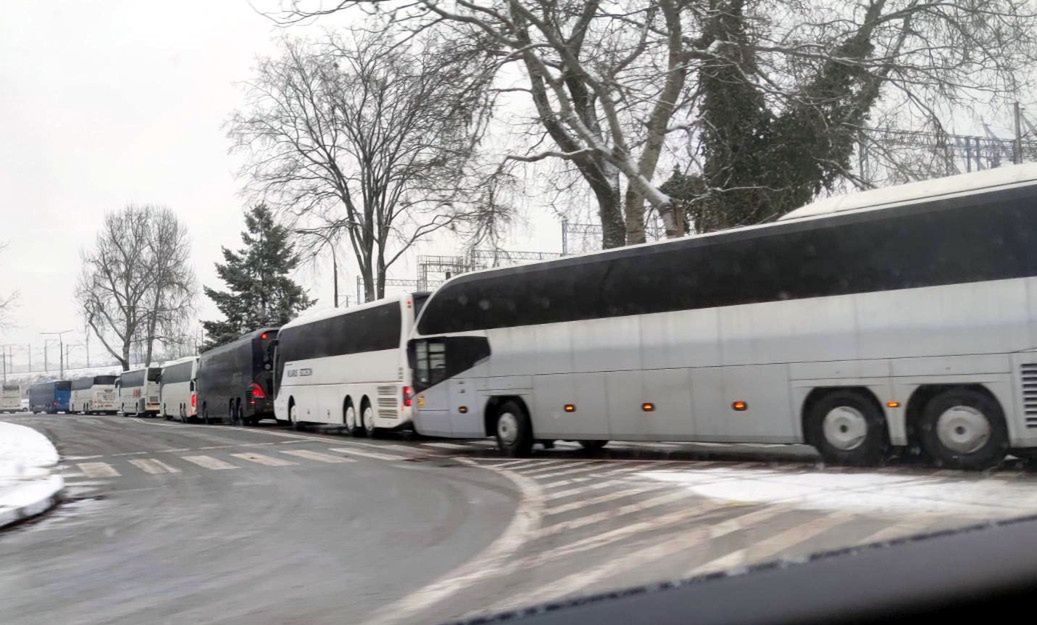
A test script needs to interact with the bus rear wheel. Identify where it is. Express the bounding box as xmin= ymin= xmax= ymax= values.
xmin=919 ymin=388 xmax=1007 ymax=470
xmin=495 ymin=401 xmax=533 ymax=458
xmin=343 ymin=402 xmax=362 ymax=437
xmin=806 ymin=390 xmax=889 ymax=466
